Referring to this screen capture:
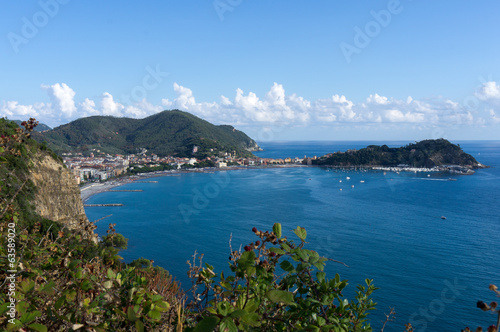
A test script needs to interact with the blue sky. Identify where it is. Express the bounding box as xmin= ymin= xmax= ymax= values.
xmin=1 ymin=1 xmax=500 ymax=141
